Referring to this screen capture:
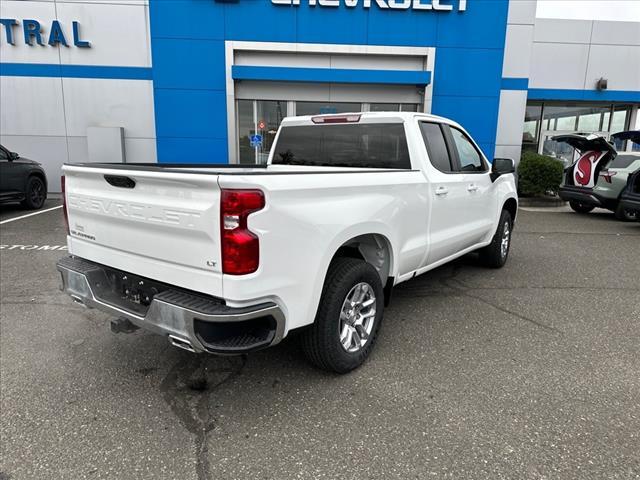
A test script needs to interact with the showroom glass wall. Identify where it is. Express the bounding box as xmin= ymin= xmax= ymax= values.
xmin=522 ymin=102 xmax=635 ymax=166
xmin=237 ymin=100 xmax=420 ymax=164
